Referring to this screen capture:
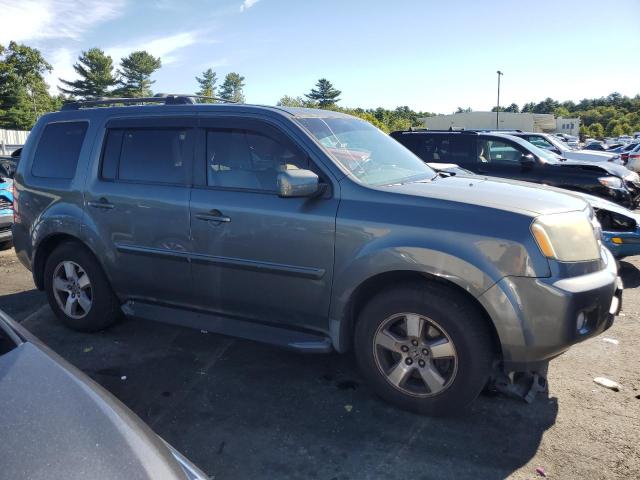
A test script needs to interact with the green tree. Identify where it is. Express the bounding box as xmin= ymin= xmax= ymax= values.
xmin=504 ymin=103 xmax=520 ymax=113
xmin=219 ymin=72 xmax=245 ymax=103
xmin=610 ymin=124 xmax=625 ymax=137
xmin=58 ymin=48 xmax=117 ymax=99
xmin=114 ymin=51 xmax=161 ymax=98
xmin=0 ymin=41 xmax=56 ymax=129
xmin=195 ymin=68 xmax=217 ymax=102
xmin=588 ymin=122 xmax=604 ymax=139
xmin=305 ymin=78 xmax=341 ymax=107
xmin=277 ymin=95 xmax=313 ymax=107
xmin=456 ymin=106 xmax=472 ymax=113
